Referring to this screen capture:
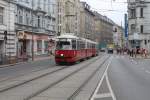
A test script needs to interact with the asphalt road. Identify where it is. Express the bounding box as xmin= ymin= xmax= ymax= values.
xmin=0 ymin=58 xmax=55 ymax=82
xmin=108 ymin=55 xmax=150 ymax=100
